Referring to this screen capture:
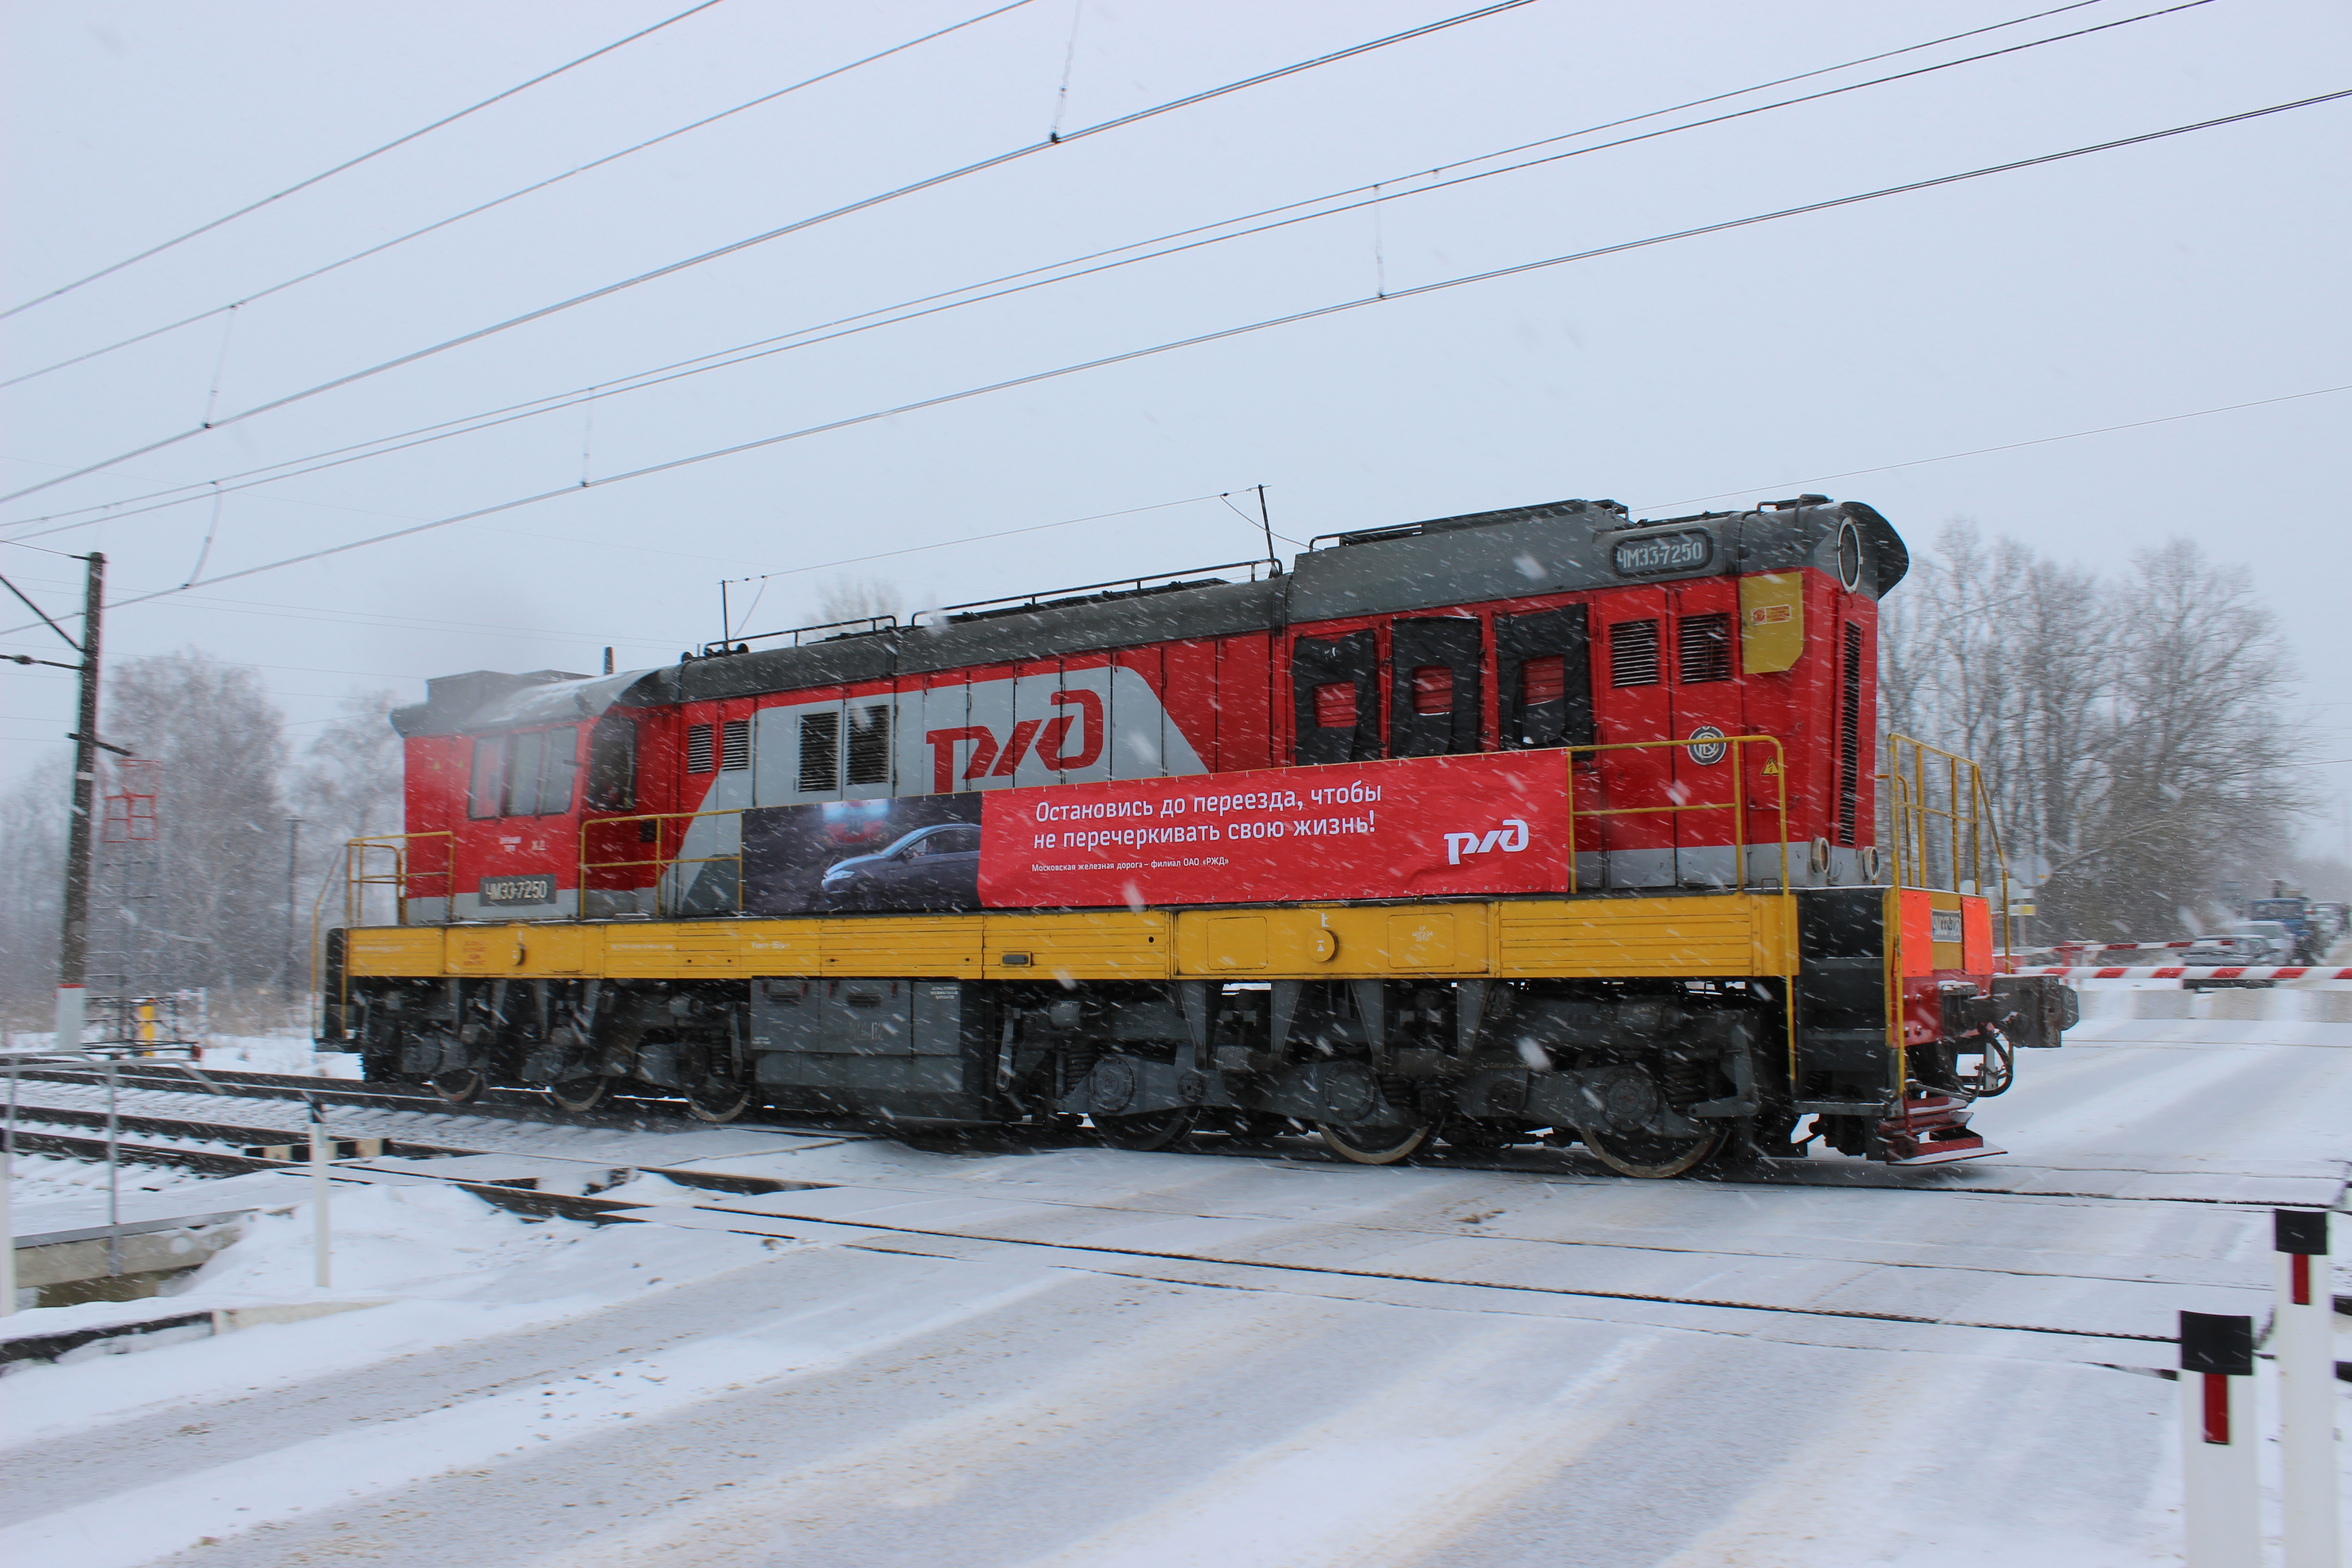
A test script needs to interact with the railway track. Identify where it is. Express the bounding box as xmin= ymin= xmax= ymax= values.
xmin=9 ymin=1058 xmax=2343 ymax=1212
